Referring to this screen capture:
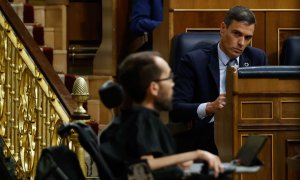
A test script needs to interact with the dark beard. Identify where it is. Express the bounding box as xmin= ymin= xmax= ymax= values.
xmin=154 ymin=98 xmax=171 ymax=111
